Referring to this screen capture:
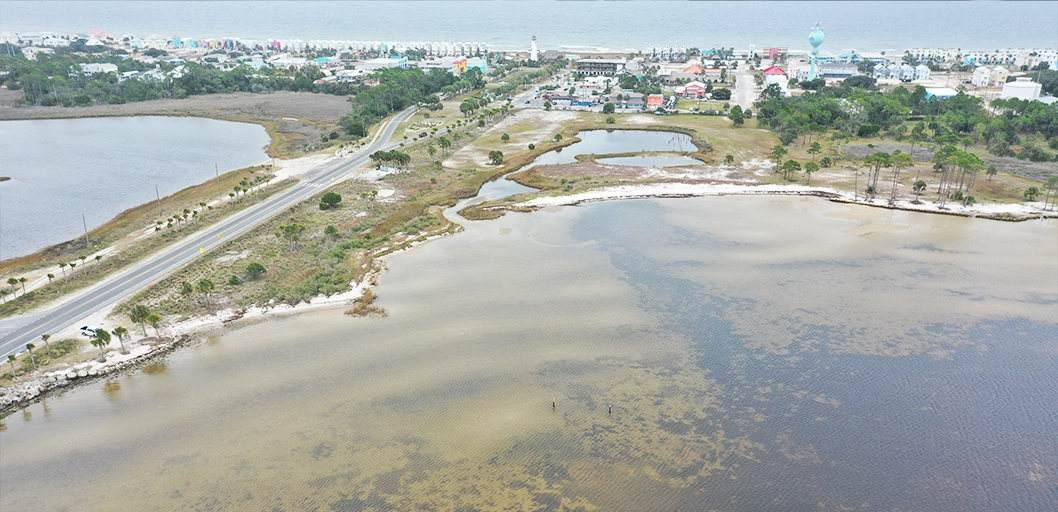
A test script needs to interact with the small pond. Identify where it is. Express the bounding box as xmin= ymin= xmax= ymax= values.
xmin=597 ymin=154 xmax=702 ymax=167
xmin=532 ymin=130 xmax=694 ymax=166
